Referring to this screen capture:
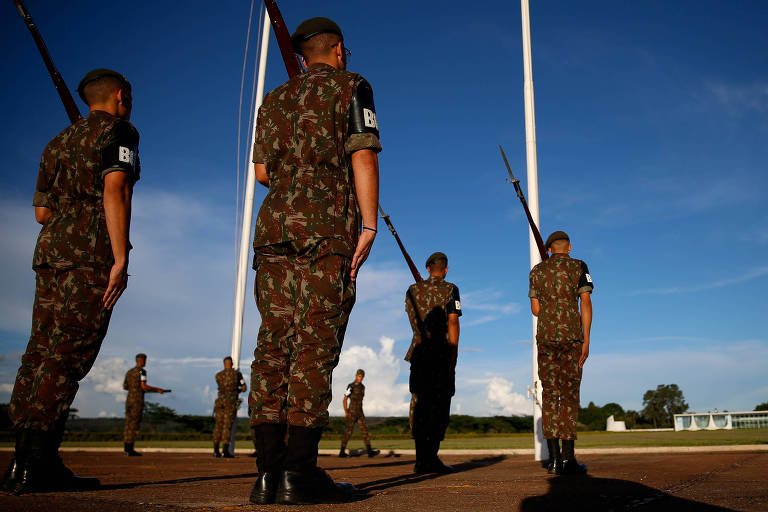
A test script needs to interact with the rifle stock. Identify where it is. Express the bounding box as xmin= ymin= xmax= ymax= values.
xmin=13 ymin=0 xmax=82 ymax=124
xmin=499 ymin=146 xmax=548 ymax=261
xmin=263 ymin=0 xmax=303 ymax=79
